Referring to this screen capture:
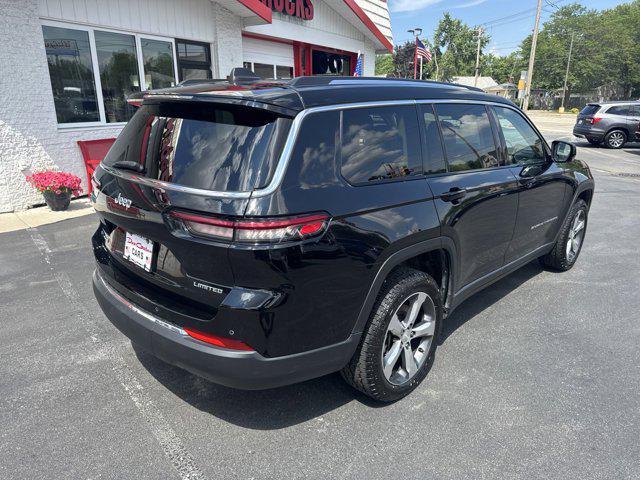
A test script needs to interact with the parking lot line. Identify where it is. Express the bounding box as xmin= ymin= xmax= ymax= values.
xmin=26 ymin=227 xmax=208 ymax=480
